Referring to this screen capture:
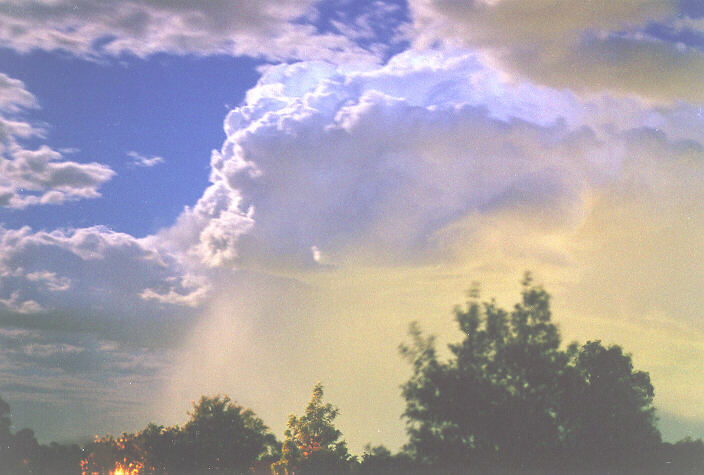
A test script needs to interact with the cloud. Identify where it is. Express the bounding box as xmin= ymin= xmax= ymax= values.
xmin=0 ymin=73 xmax=38 ymax=112
xmin=0 ymin=73 xmax=115 ymax=208
xmin=4 ymin=46 xmax=704 ymax=447
xmin=0 ymin=0 xmax=376 ymax=63
xmin=153 ymin=49 xmax=704 ymax=450
xmin=127 ymin=151 xmax=164 ymax=168
xmin=407 ymin=0 xmax=704 ymax=102
xmin=0 ymin=222 xmax=205 ymax=441
xmin=0 ymin=225 xmax=206 ymax=344
xmin=25 ymin=271 xmax=71 ymax=292
xmin=163 ymin=50 xmax=654 ymax=272
xmin=0 ymin=292 xmax=44 ymax=314
xmin=0 ymin=325 xmax=173 ymax=443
